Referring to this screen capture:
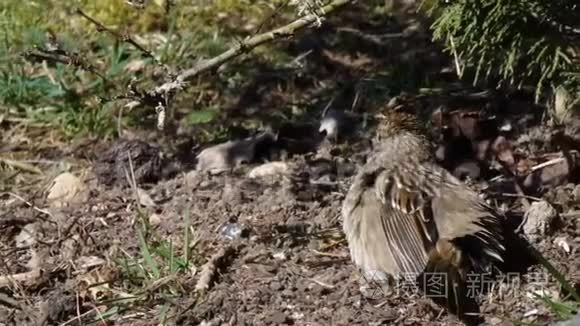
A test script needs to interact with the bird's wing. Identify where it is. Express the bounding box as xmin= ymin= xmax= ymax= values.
xmin=373 ymin=164 xmax=441 ymax=275
xmin=407 ymin=163 xmax=505 ymax=266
